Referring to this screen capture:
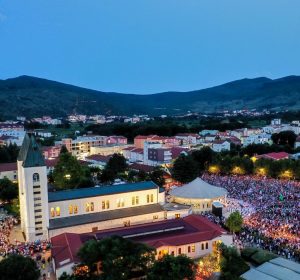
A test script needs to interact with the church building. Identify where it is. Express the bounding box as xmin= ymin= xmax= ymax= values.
xmin=18 ymin=134 xmax=190 ymax=242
